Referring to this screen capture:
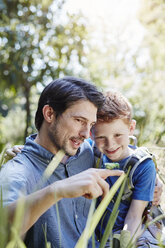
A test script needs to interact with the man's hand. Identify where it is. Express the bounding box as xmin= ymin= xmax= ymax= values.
xmin=7 ymin=168 xmax=123 ymax=234
xmin=53 ymin=168 xmax=124 ymax=200
xmin=153 ymin=176 xmax=163 ymax=206
xmin=5 ymin=145 xmax=24 ymax=159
